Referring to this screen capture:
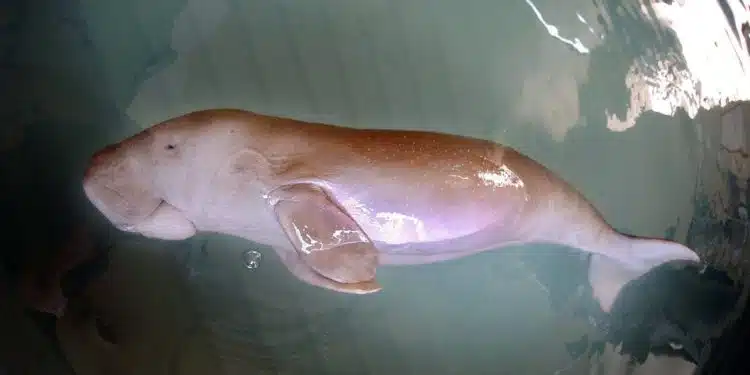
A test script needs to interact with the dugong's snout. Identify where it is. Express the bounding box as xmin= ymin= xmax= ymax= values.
xmin=83 ymin=135 xmax=198 ymax=241
xmin=82 ymin=140 xmax=162 ymax=232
